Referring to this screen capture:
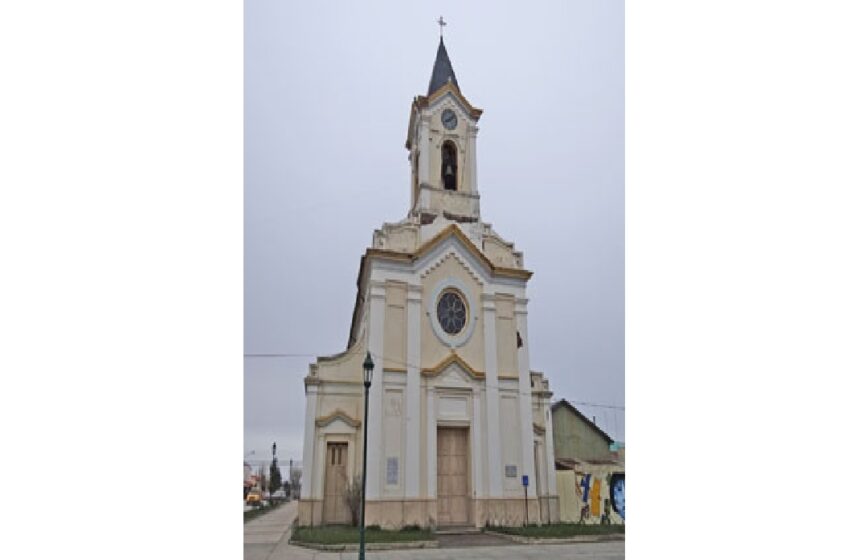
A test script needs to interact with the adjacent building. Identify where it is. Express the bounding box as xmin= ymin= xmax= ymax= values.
xmin=551 ymin=399 xmax=625 ymax=524
xmin=298 ymin=37 xmax=559 ymax=529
